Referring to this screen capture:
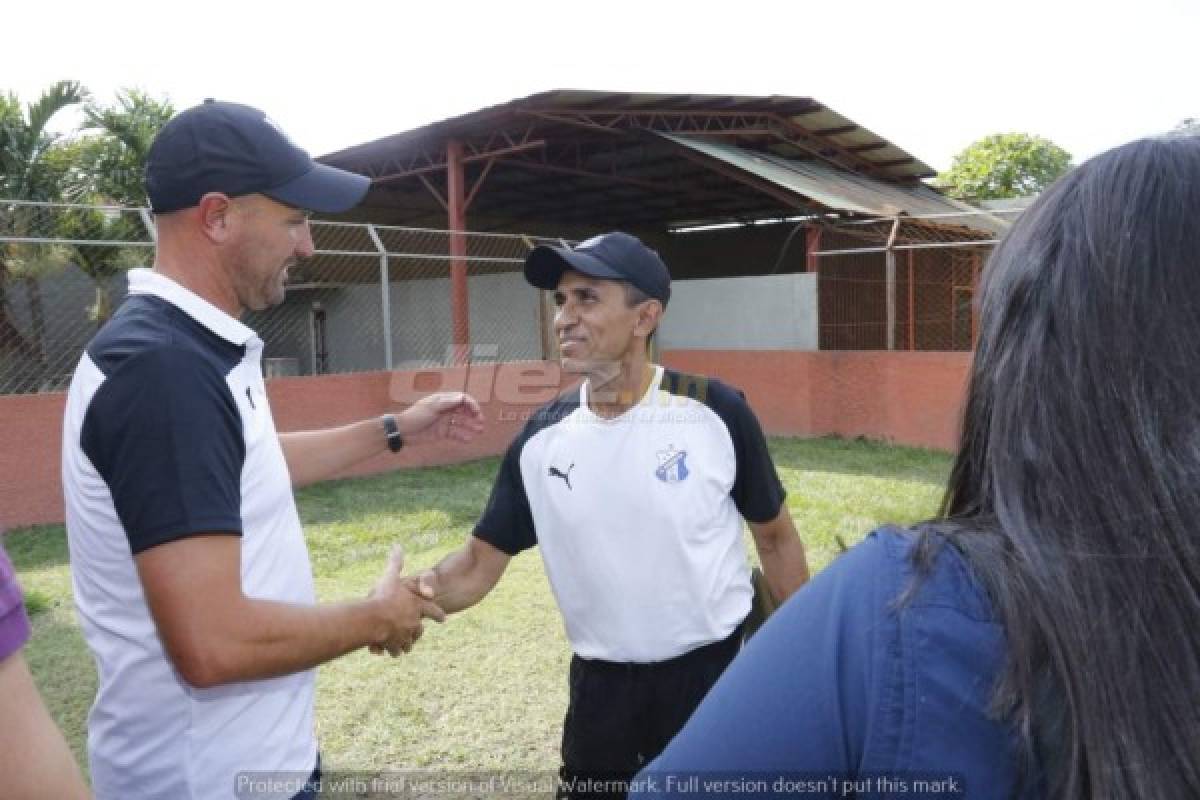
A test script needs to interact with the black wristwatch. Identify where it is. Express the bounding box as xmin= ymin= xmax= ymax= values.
xmin=381 ymin=414 xmax=404 ymax=453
